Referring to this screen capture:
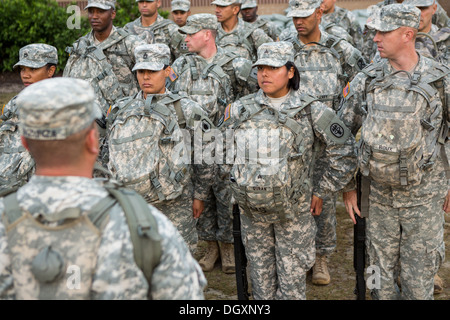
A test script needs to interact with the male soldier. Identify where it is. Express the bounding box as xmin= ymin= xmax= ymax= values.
xmin=168 ymin=14 xmax=258 ymax=273
xmin=280 ymin=0 xmax=366 ymax=286
xmin=171 ymin=0 xmax=191 ymax=27
xmin=404 ymin=0 xmax=449 ymax=295
xmin=64 ymin=0 xmax=146 ymax=113
xmin=107 ymin=44 xmax=216 ymax=254
xmin=360 ymin=0 xmax=449 ymax=63
xmin=0 ymin=77 xmax=207 ymax=300
xmin=320 ymin=0 xmax=363 ymax=50
xmin=404 ymin=0 xmax=449 ymax=65
xmin=0 ymin=44 xmax=57 ymax=193
xmin=240 ymin=0 xmax=281 ymax=41
xmin=64 ymin=0 xmax=147 ymax=171
xmin=340 ymin=4 xmax=450 ymax=300
xmin=124 ymin=0 xmax=188 ymax=63
xmin=212 ymin=0 xmax=273 ymax=62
